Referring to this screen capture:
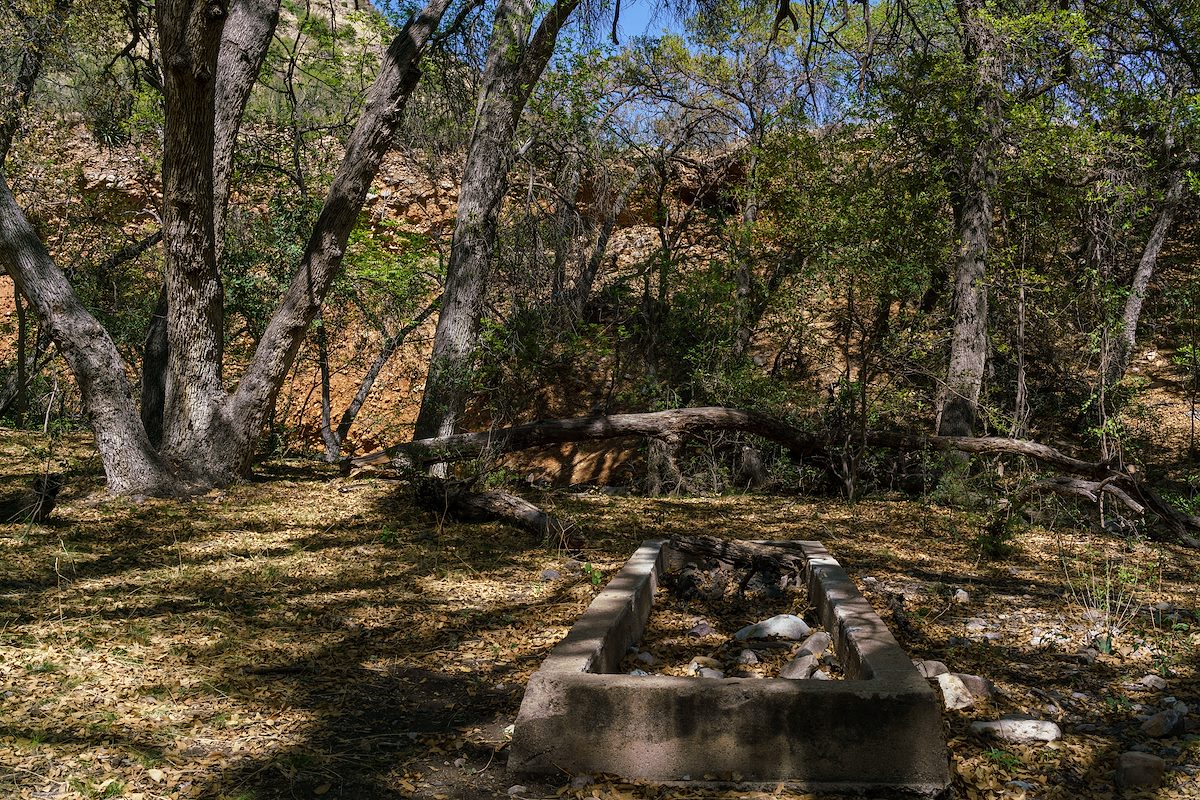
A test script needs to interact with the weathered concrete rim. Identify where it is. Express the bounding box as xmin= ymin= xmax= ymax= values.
xmin=532 ymin=538 xmax=925 ymax=687
xmin=509 ymin=538 xmax=950 ymax=795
